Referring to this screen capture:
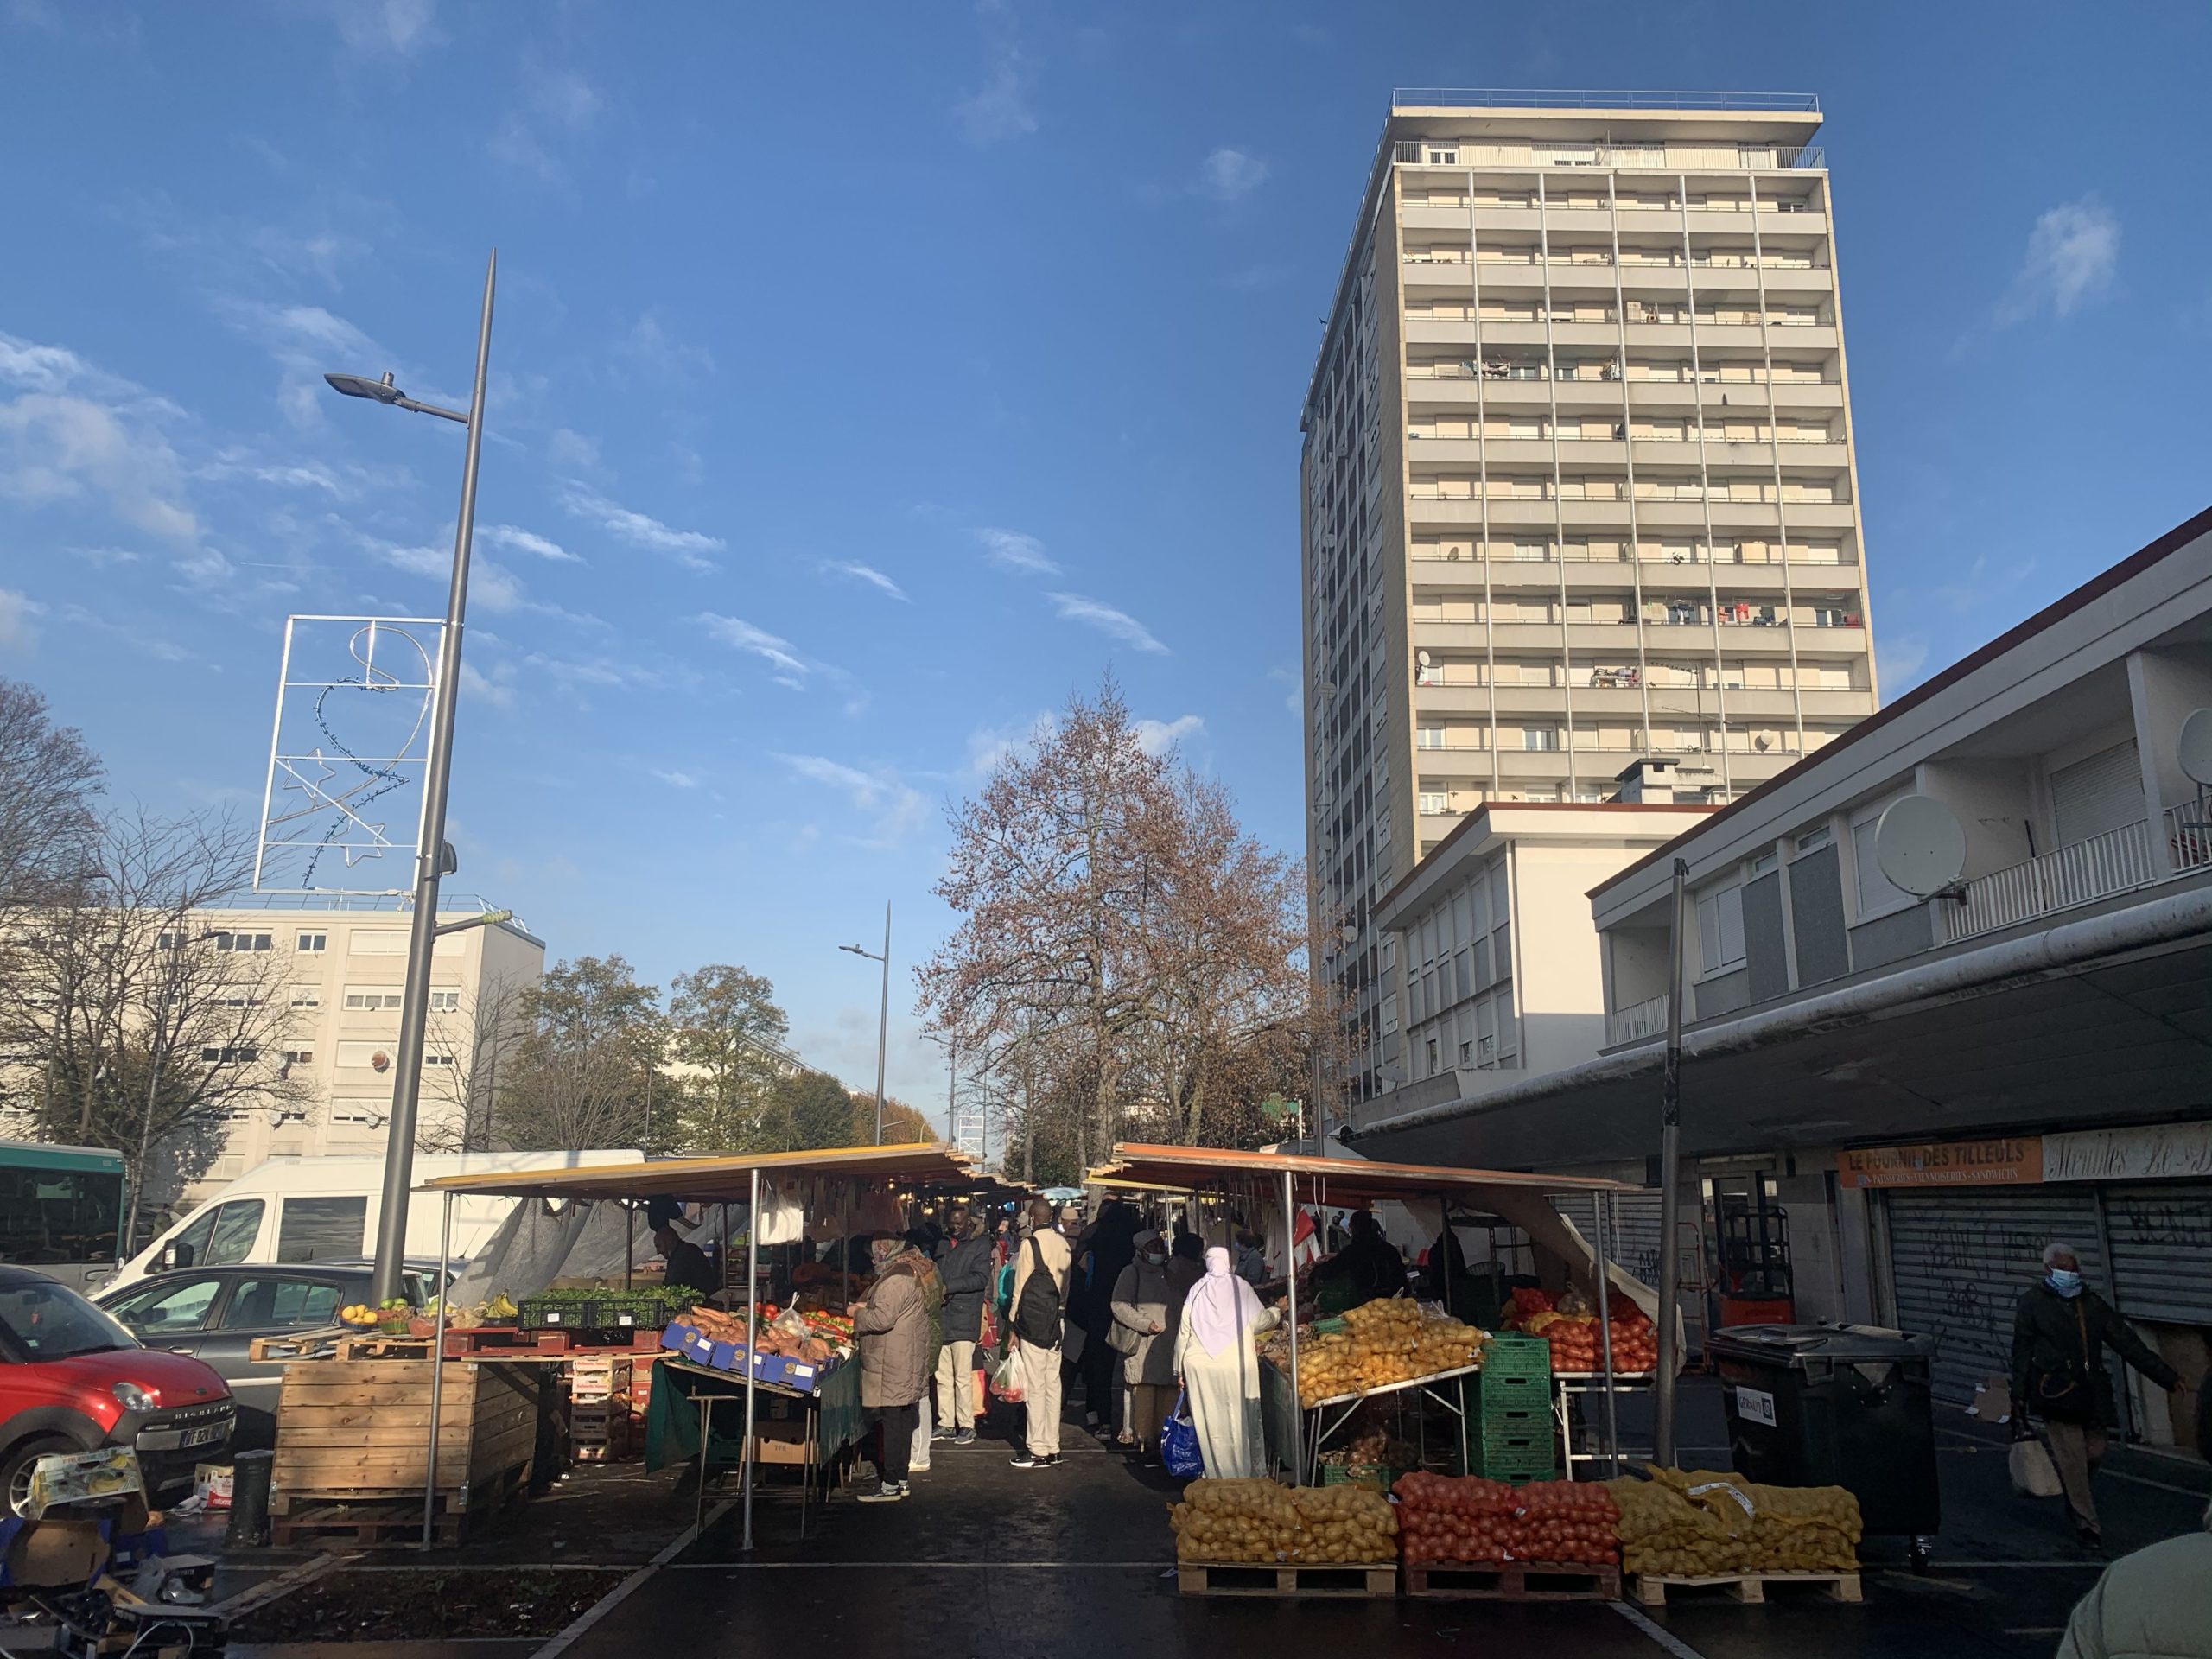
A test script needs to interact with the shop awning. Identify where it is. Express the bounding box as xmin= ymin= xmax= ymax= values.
xmin=419 ymin=1142 xmax=978 ymax=1202
xmin=1087 ymin=1142 xmax=1637 ymax=1205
